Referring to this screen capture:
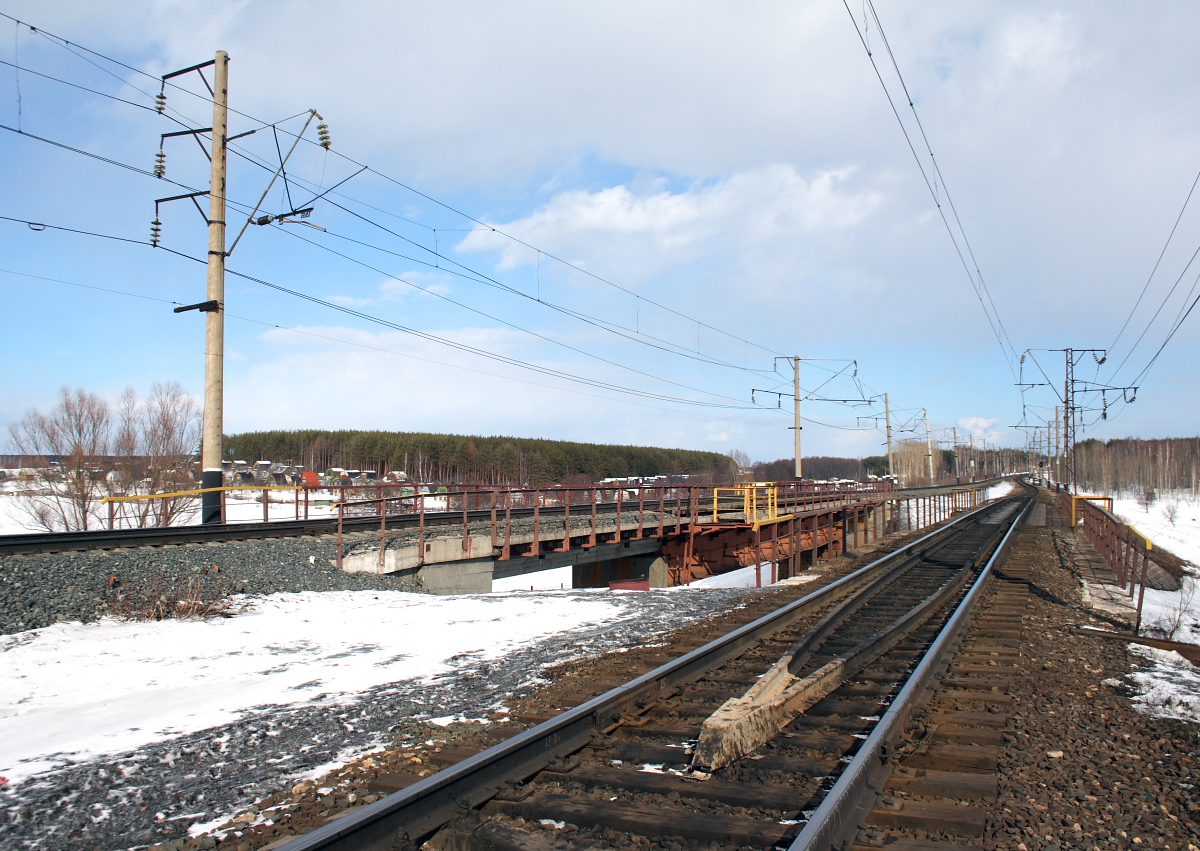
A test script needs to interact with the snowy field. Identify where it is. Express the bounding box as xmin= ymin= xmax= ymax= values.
xmin=1108 ymin=492 xmax=1200 ymax=724
xmin=0 ymin=584 xmax=763 ymax=848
